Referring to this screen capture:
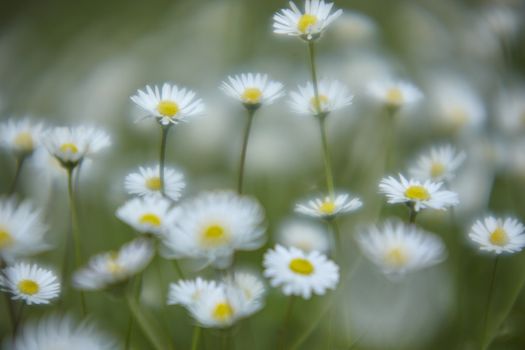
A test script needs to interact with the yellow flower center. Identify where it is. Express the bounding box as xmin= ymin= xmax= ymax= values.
xmin=386 ymin=88 xmax=404 ymax=107
xmin=212 ymin=302 xmax=234 ymax=321
xmin=107 ymin=253 xmax=123 ymax=274
xmin=201 ymin=224 xmax=229 ymax=247
xmin=18 ymin=279 xmax=39 ymax=295
xmin=385 ymin=247 xmax=408 ymax=267
xmin=489 ymin=227 xmax=508 ymax=246
xmin=289 ymin=258 xmax=315 ymax=275
xmin=14 ymin=132 xmax=34 ymax=151
xmin=59 ymin=143 xmax=79 ymax=154
xmin=157 ymin=100 xmax=180 ymax=117
xmin=430 ymin=162 xmax=445 ymax=178
xmin=242 ymin=88 xmax=263 ymax=104
xmin=298 ymin=14 xmax=318 ymax=33
xmin=0 ymin=229 xmax=14 ymax=248
xmin=145 ymin=176 xmax=162 ymax=191
xmin=139 ymin=213 xmax=162 ymax=227
xmin=310 ymin=95 xmax=329 ymax=112
xmin=319 ymin=200 xmax=336 ymax=215
xmin=404 ymin=185 xmax=430 ymax=201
